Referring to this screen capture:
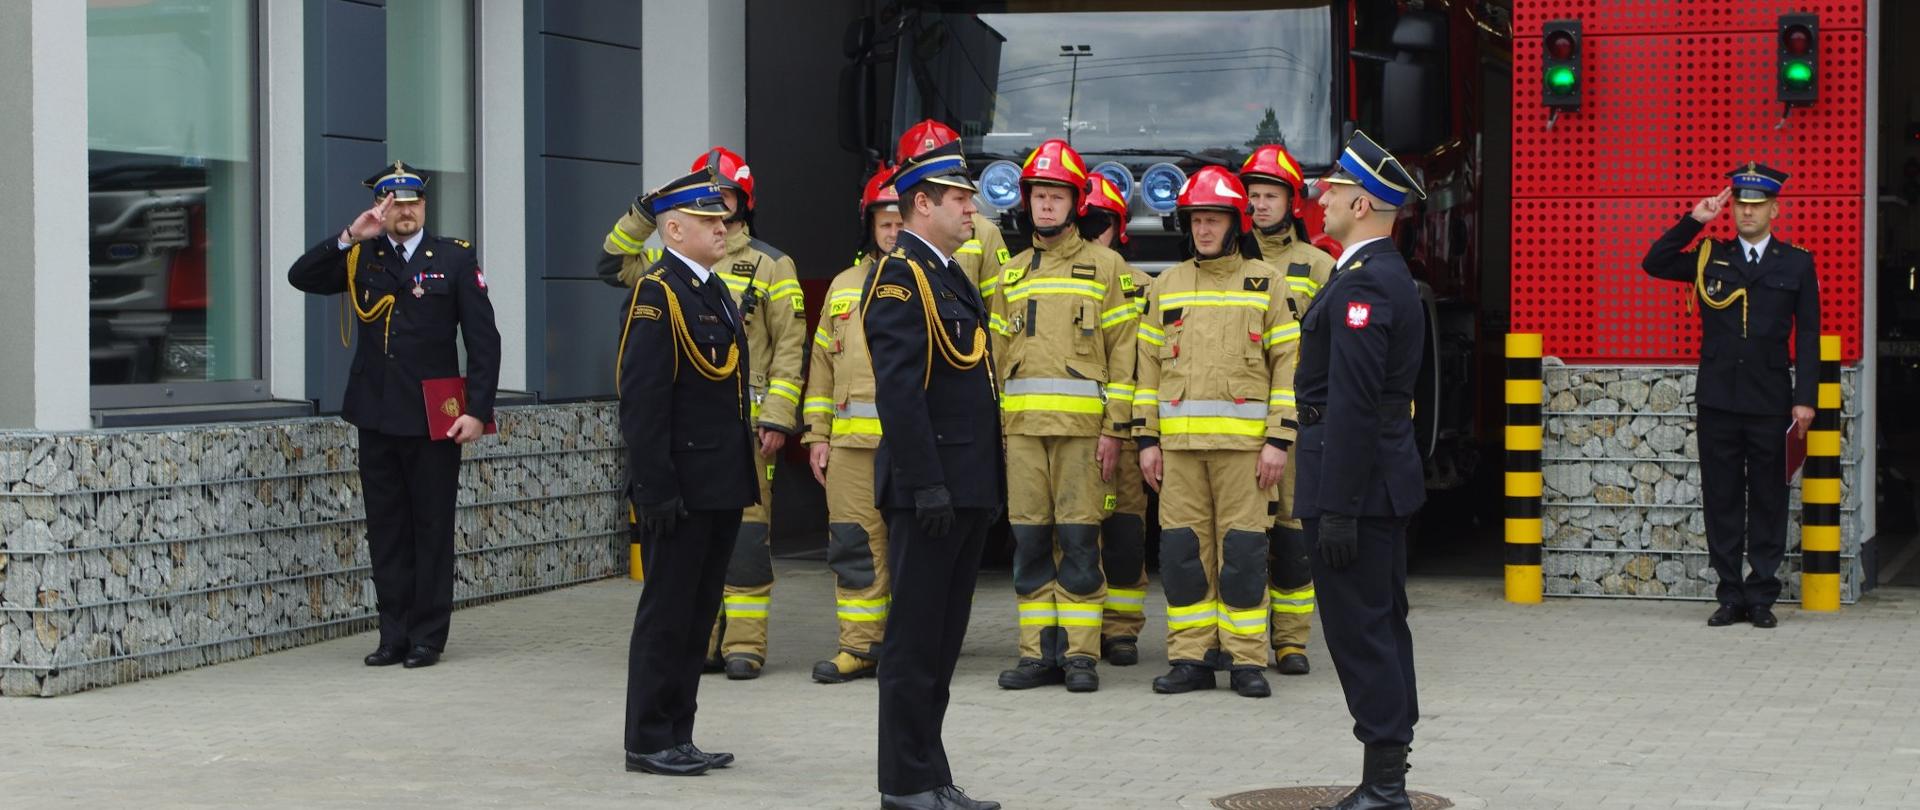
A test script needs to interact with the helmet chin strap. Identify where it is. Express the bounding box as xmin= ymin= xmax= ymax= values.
xmin=1255 ymin=216 xmax=1290 ymax=237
